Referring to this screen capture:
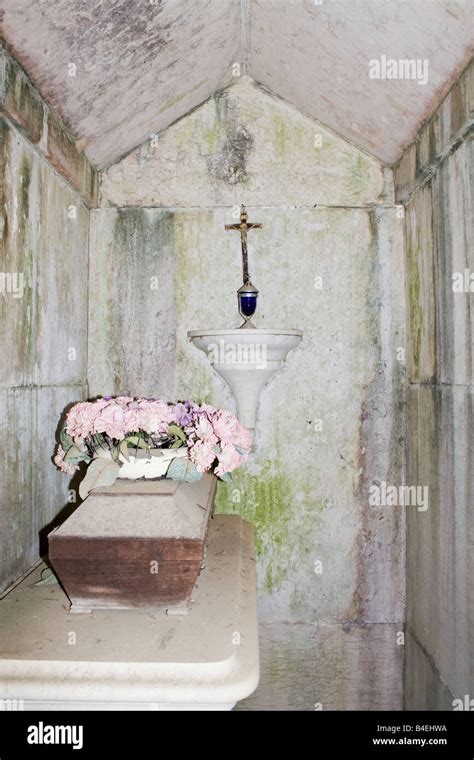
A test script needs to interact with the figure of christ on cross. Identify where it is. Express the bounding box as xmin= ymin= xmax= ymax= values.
xmin=225 ymin=204 xmax=262 ymax=284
